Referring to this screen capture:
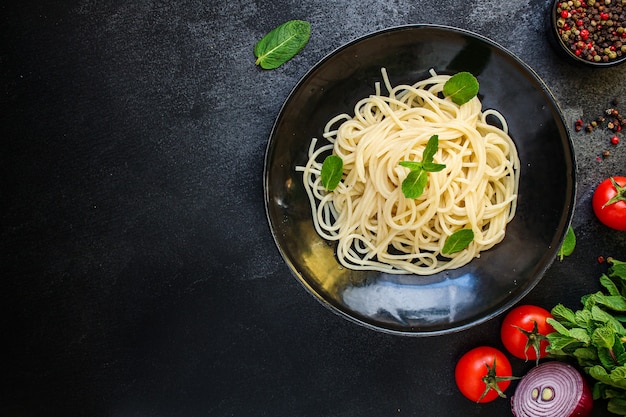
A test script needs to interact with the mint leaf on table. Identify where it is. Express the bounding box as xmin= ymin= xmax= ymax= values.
xmin=399 ymin=135 xmax=446 ymax=199
xmin=546 ymin=258 xmax=626 ymax=416
xmin=442 ymin=229 xmax=474 ymax=255
xmin=320 ymin=155 xmax=343 ymax=191
xmin=443 ymin=72 xmax=479 ymax=105
xmin=557 ymin=226 xmax=576 ymax=261
xmin=254 ymin=20 xmax=311 ymax=69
